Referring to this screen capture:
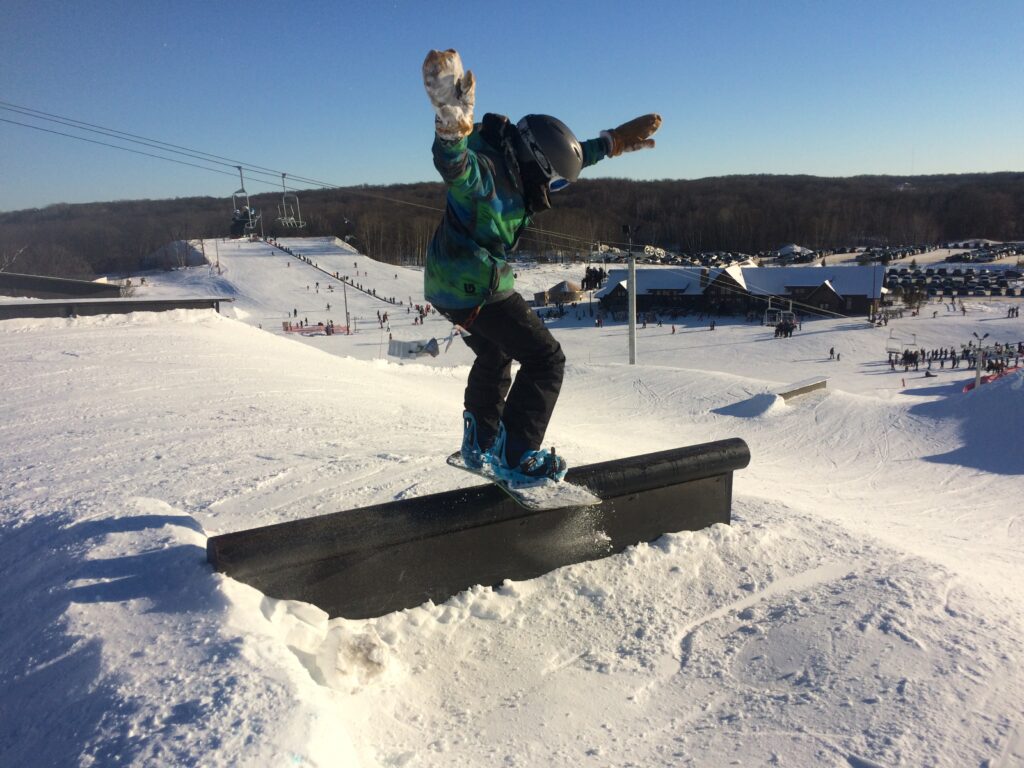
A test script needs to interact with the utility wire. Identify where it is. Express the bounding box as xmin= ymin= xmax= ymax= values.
xmin=1 ymin=101 xmax=290 ymax=186
xmin=594 ymin=259 xmax=860 ymax=321
xmin=1 ymin=100 xmax=410 ymax=196
xmin=0 ymin=101 xmax=559 ymax=221
xmin=1 ymin=100 xmax=648 ymax=245
xmin=2 ymin=101 xmax=871 ymax=318
xmin=0 ymin=117 xmax=242 ymax=180
xmin=0 ymin=101 xmax=456 ymax=216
